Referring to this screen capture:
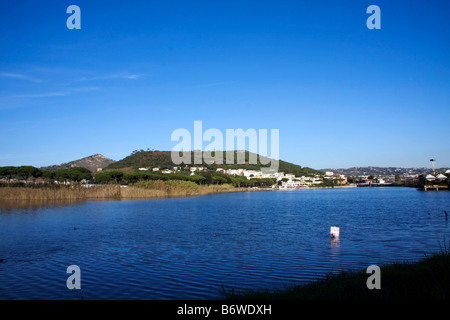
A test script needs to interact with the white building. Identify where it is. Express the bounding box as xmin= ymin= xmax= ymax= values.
xmin=281 ymin=180 xmax=301 ymax=188
xmin=226 ymin=168 xmax=245 ymax=176
xmin=284 ymin=173 xmax=296 ymax=180
xmin=312 ymin=176 xmax=323 ymax=184
xmin=243 ymin=170 xmax=263 ymax=180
